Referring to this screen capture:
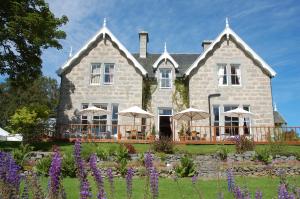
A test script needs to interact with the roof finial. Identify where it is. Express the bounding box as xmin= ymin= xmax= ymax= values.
xmin=68 ymin=46 xmax=73 ymax=58
xmin=226 ymin=17 xmax=229 ymax=28
xmin=164 ymin=42 xmax=167 ymax=53
xmin=103 ymin=17 xmax=107 ymax=27
xmin=274 ymin=102 xmax=278 ymax=111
